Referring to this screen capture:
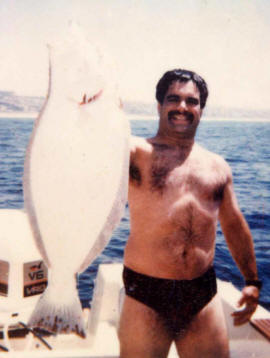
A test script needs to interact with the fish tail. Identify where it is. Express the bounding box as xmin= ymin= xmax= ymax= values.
xmin=28 ymin=287 xmax=86 ymax=338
